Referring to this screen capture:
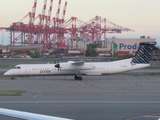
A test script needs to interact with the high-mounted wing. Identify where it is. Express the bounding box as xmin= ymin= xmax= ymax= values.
xmin=55 ymin=61 xmax=95 ymax=71
xmin=69 ymin=61 xmax=85 ymax=65
xmin=0 ymin=108 xmax=73 ymax=120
